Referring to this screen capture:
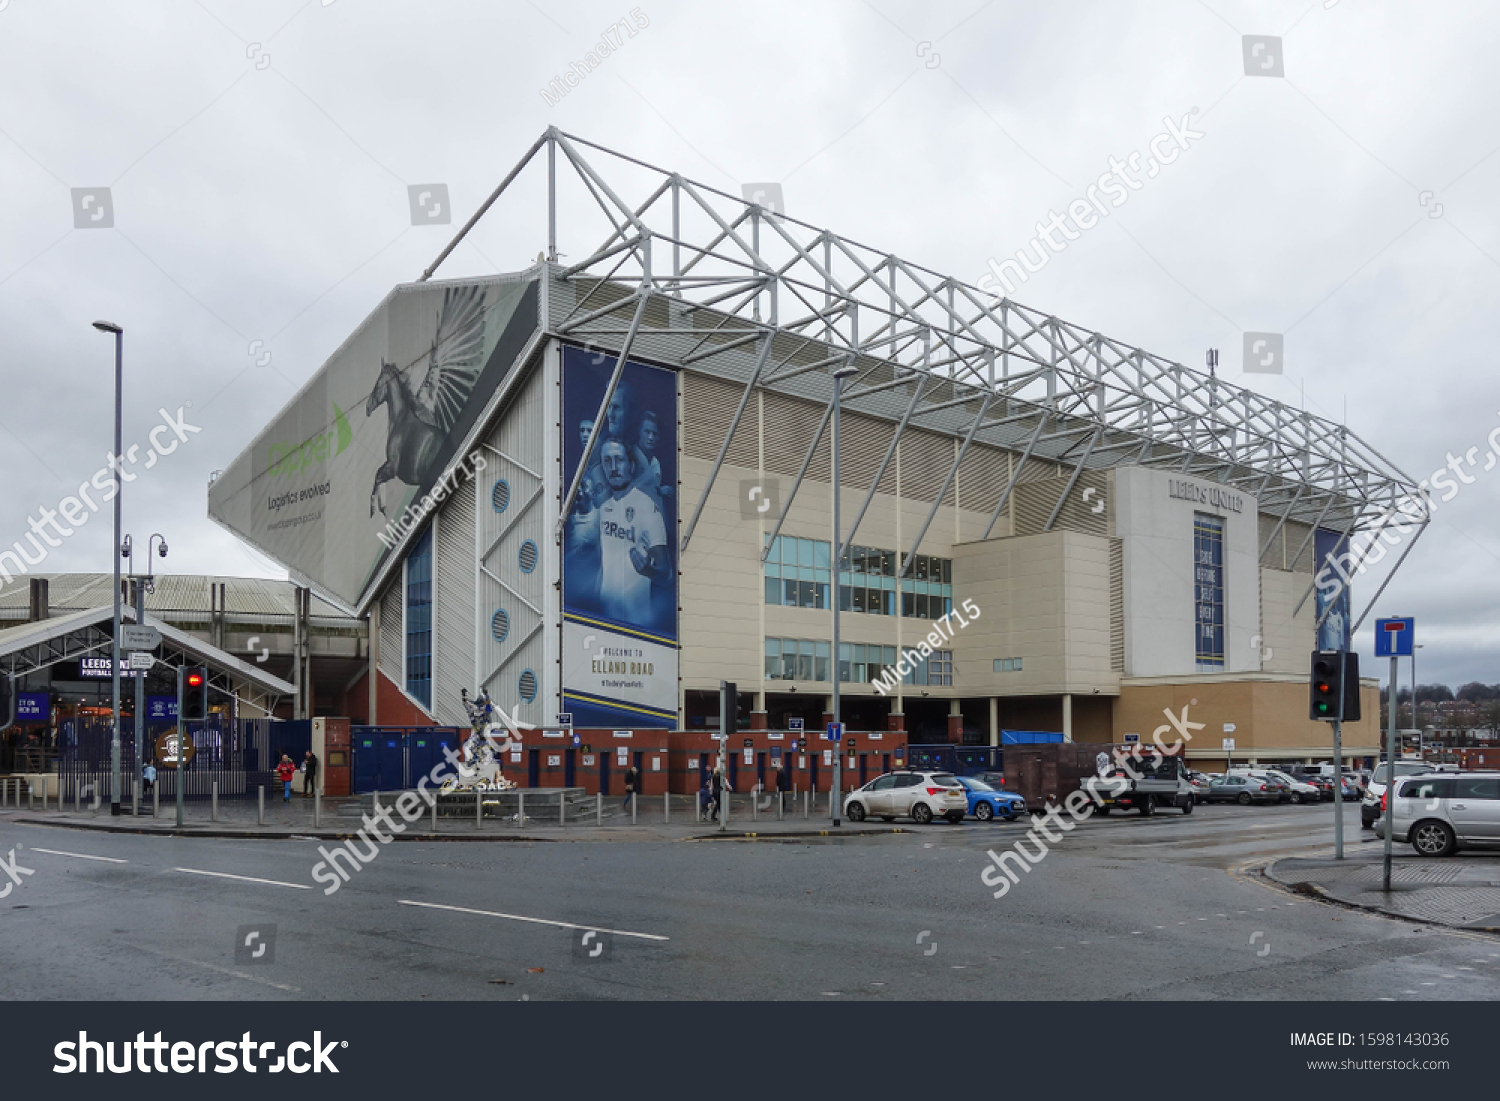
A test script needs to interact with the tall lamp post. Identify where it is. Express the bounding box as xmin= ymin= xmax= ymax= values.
xmin=93 ymin=320 xmax=124 ymax=816
xmin=829 ymin=362 xmax=858 ymax=828
xmin=123 ymin=533 xmax=167 ymax=811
